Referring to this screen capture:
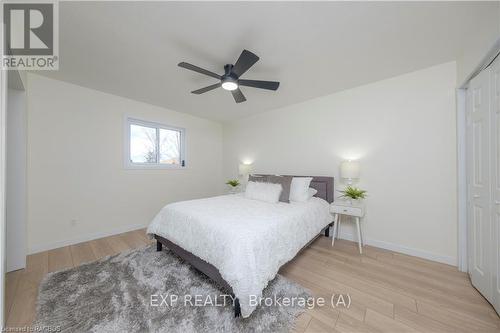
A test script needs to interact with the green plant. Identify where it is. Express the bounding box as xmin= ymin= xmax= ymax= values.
xmin=339 ymin=186 xmax=367 ymax=200
xmin=226 ymin=179 xmax=240 ymax=188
